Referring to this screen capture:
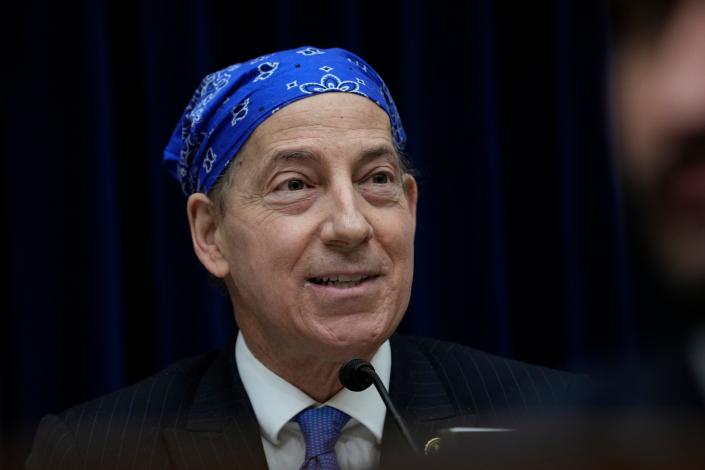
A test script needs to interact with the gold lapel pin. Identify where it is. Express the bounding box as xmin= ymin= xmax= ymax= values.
xmin=424 ymin=437 xmax=442 ymax=456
